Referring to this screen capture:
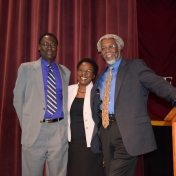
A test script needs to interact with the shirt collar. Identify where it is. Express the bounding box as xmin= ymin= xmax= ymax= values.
xmin=41 ymin=58 xmax=57 ymax=69
xmin=107 ymin=57 xmax=122 ymax=71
